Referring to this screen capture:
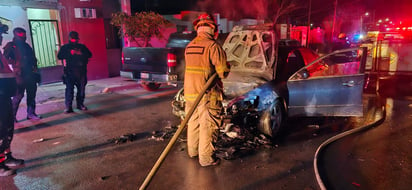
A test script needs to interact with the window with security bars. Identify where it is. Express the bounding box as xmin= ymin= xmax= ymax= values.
xmin=29 ymin=20 xmax=61 ymax=68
